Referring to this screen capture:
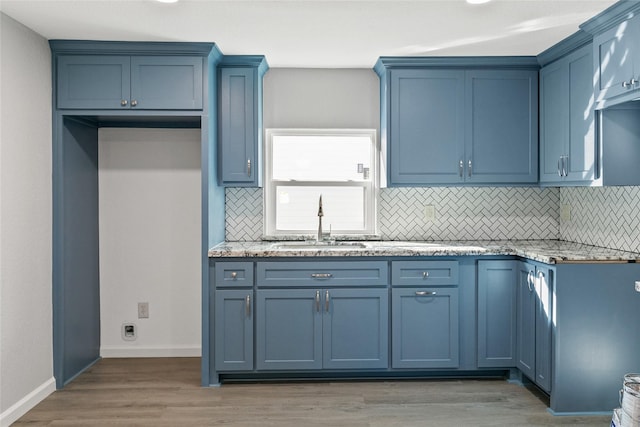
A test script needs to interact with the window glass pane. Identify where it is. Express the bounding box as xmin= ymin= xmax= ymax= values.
xmin=272 ymin=135 xmax=371 ymax=182
xmin=275 ymin=186 xmax=365 ymax=231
